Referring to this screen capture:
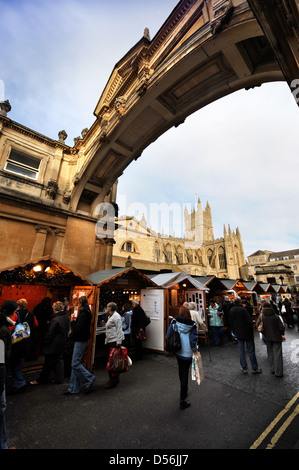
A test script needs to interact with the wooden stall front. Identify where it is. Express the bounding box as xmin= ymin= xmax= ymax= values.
xmin=0 ymin=256 xmax=95 ymax=370
xmin=150 ymin=272 xmax=209 ymax=344
xmin=86 ymin=267 xmax=160 ymax=364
